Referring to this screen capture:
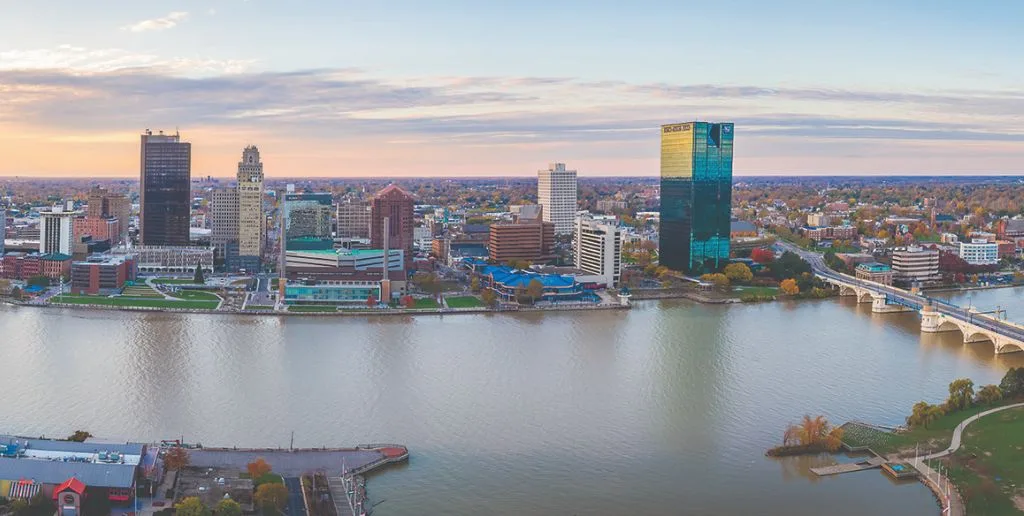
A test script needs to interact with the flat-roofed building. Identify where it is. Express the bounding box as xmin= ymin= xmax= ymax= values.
xmin=71 ymin=254 xmax=137 ymax=295
xmin=892 ymin=246 xmax=941 ymax=286
xmin=855 ymin=262 xmax=893 ymax=285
